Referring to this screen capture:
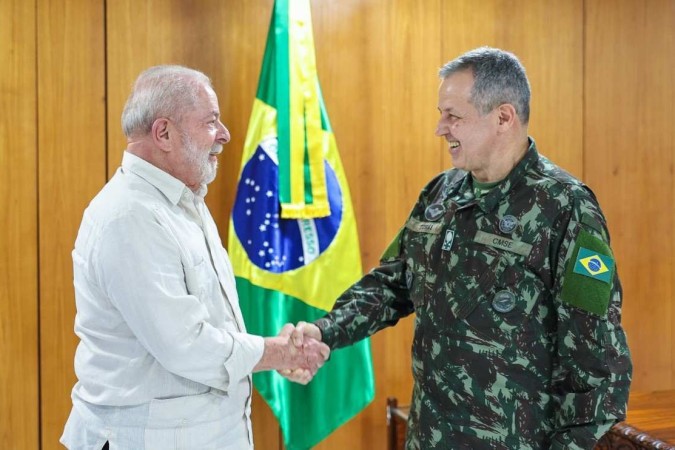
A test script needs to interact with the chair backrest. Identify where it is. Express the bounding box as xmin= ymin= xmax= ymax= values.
xmin=386 ymin=397 xmax=408 ymax=450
